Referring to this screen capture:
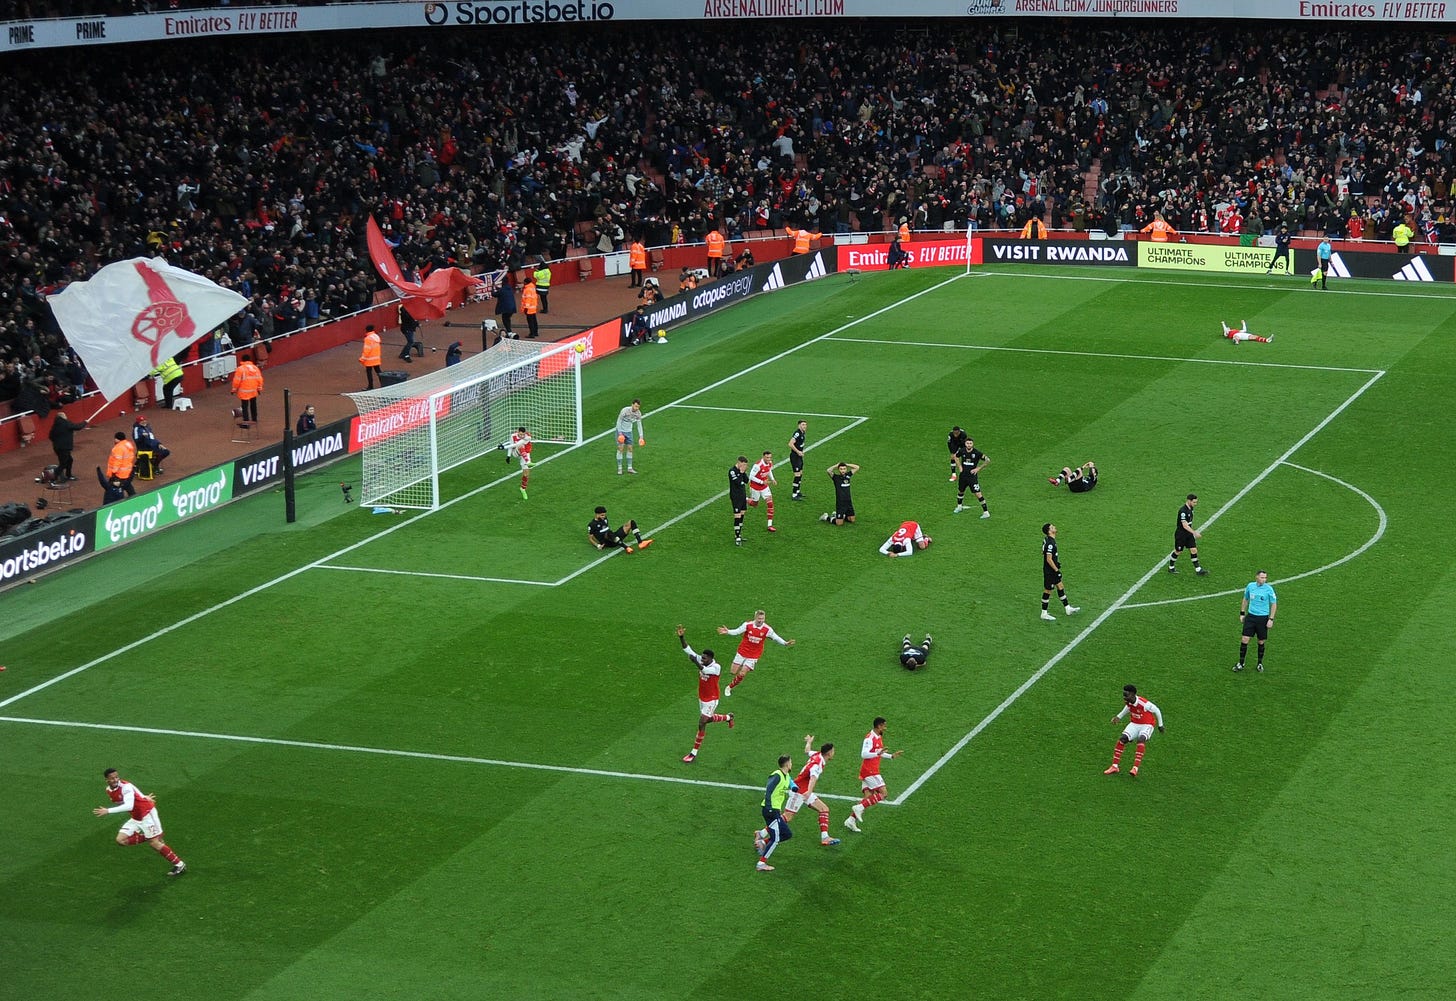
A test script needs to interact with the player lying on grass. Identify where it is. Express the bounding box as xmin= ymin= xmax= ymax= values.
xmin=1221 ymin=321 xmax=1272 ymax=344
xmin=1048 ymin=461 xmax=1098 ymax=492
